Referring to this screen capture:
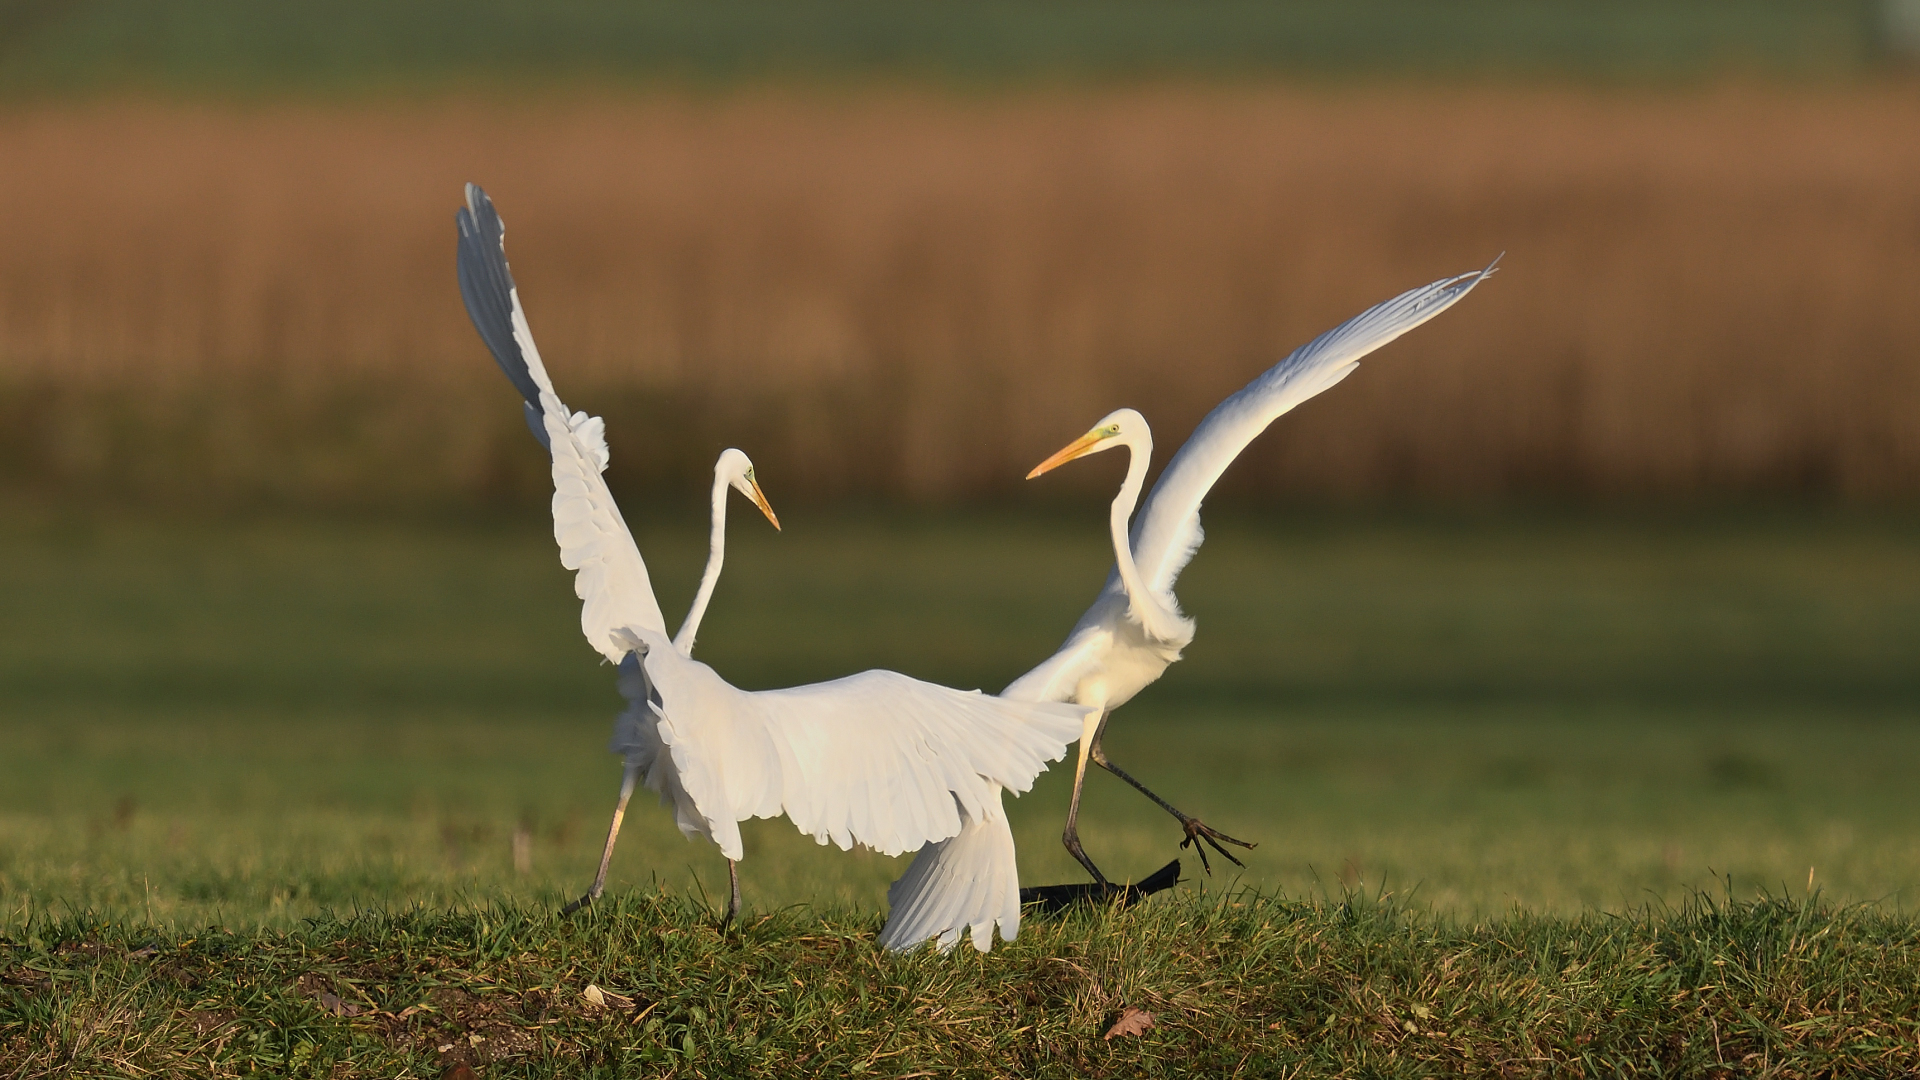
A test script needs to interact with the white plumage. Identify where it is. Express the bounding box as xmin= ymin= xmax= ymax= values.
xmin=1010 ymin=261 xmax=1499 ymax=716
xmin=456 ymin=183 xmax=1088 ymax=938
xmin=612 ymin=626 xmax=1082 ymax=864
xmin=881 ymin=259 xmax=1498 ymax=949
xmin=881 ymin=807 xmax=1020 ymax=953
